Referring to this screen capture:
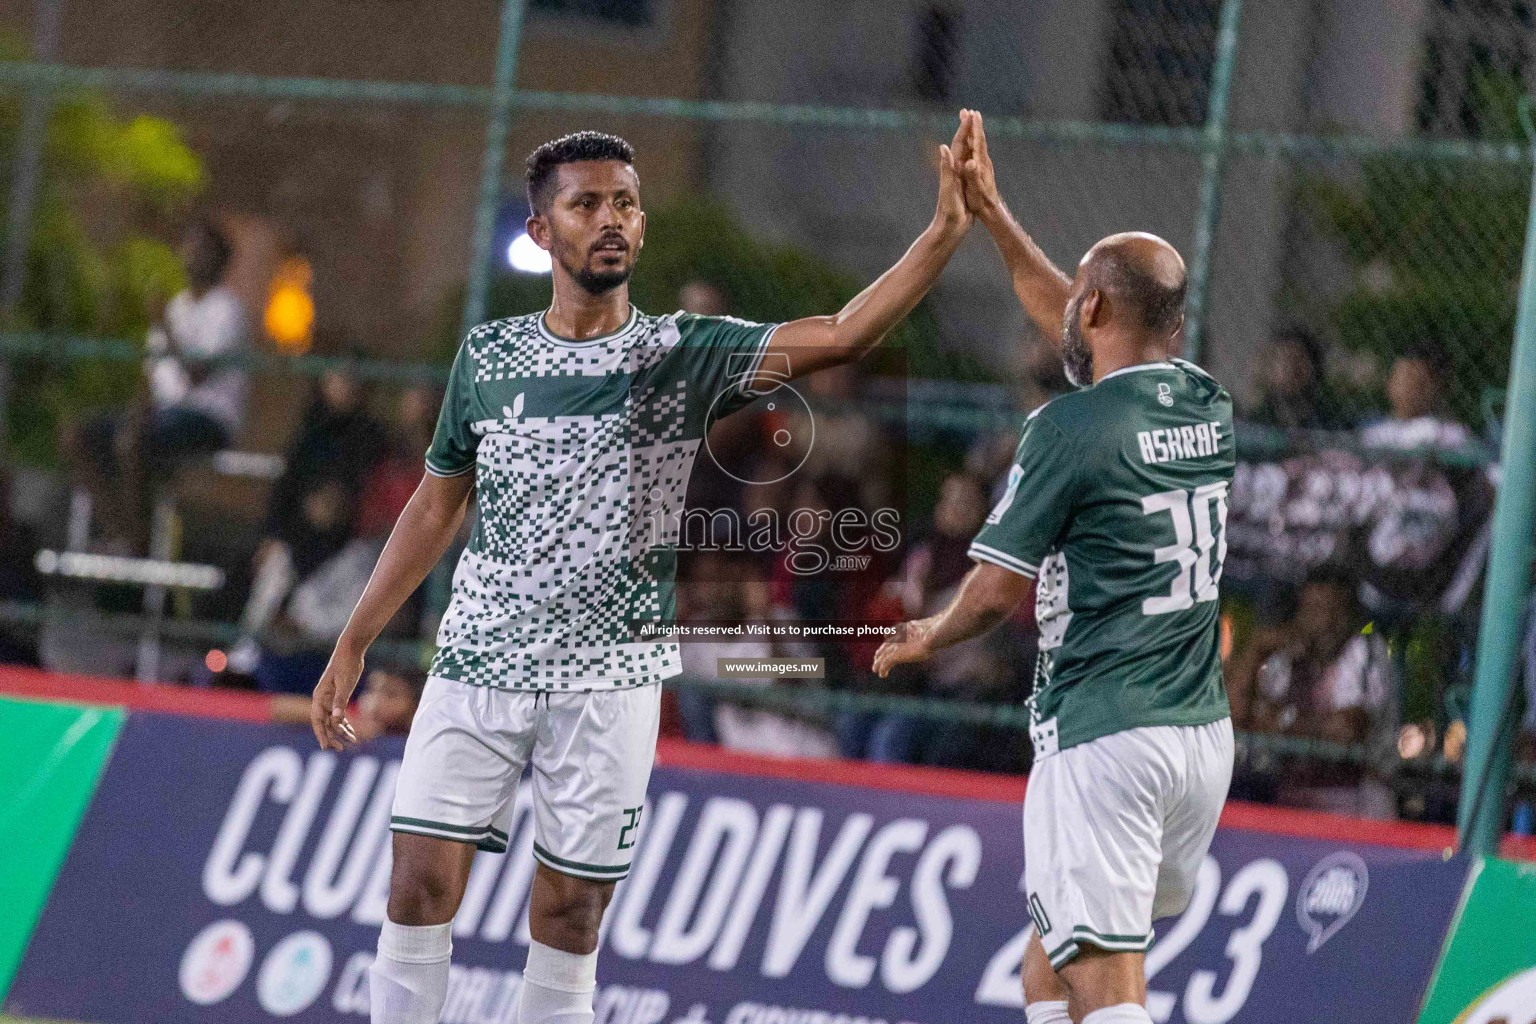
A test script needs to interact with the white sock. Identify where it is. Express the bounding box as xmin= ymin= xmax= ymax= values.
xmin=1082 ymin=1004 xmax=1154 ymax=1024
xmin=368 ymin=920 xmax=452 ymax=1024
xmin=517 ymin=939 xmax=598 ymax=1024
xmin=1026 ymin=1000 xmax=1072 ymax=1024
